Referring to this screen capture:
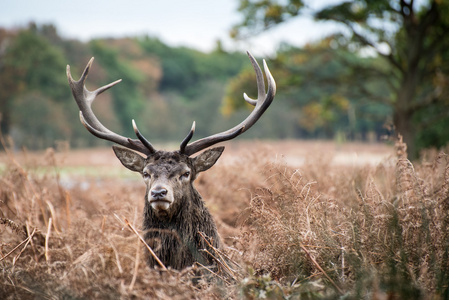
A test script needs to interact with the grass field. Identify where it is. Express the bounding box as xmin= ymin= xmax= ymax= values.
xmin=1 ymin=139 xmax=448 ymax=299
